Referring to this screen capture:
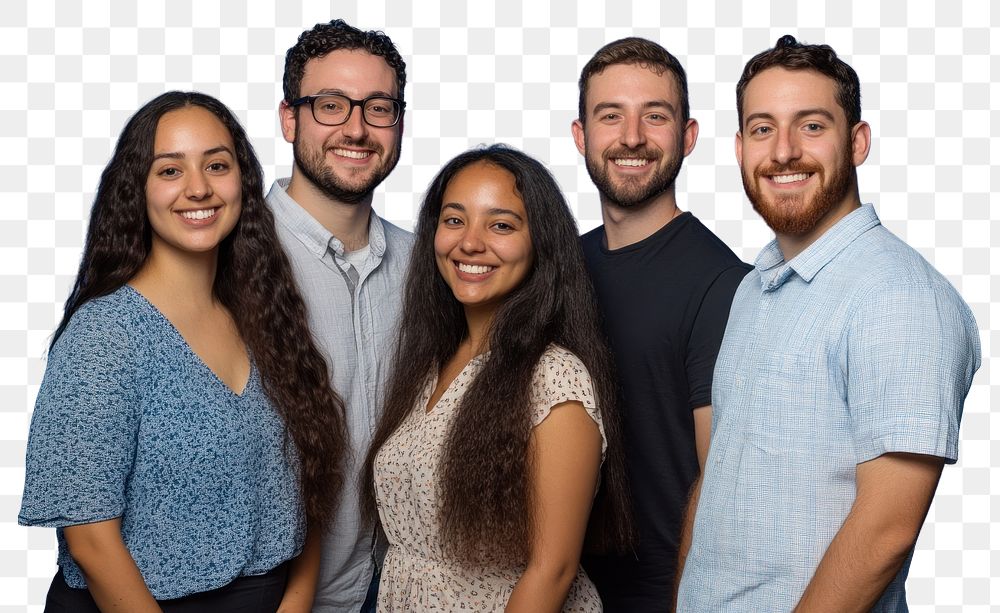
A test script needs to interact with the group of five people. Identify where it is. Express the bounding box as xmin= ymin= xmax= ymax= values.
xmin=19 ymin=18 xmax=979 ymax=613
